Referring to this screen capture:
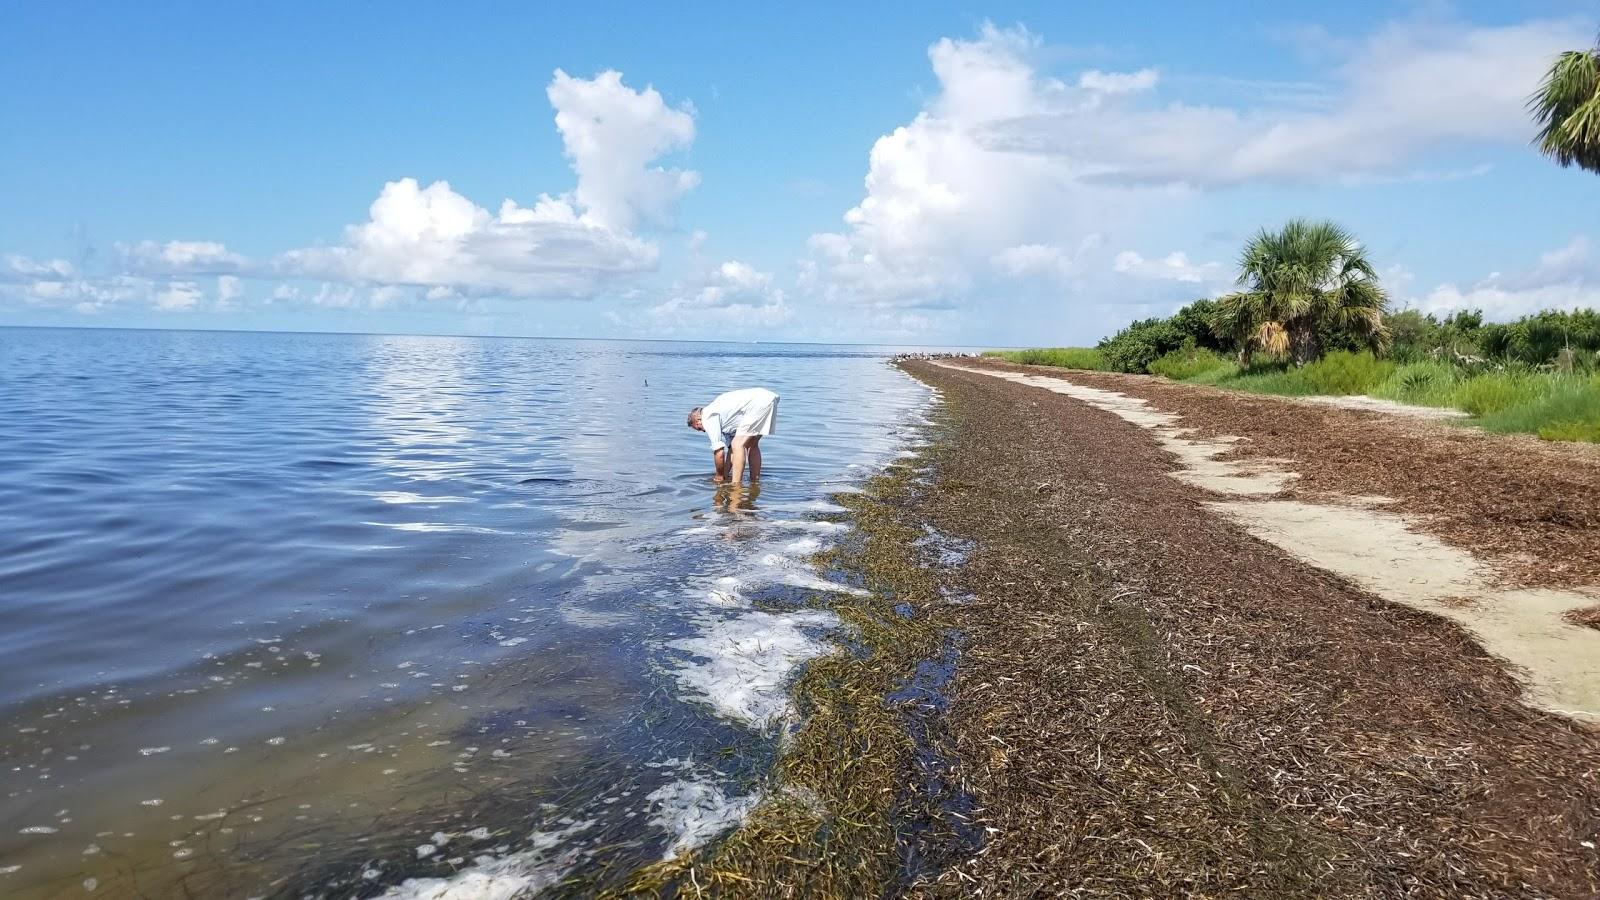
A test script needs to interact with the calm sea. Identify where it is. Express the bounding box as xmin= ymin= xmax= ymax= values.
xmin=0 ymin=328 xmax=935 ymax=898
